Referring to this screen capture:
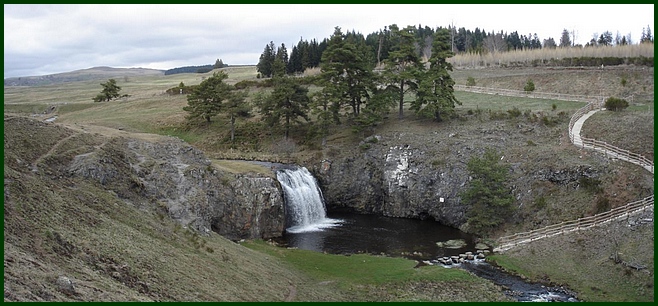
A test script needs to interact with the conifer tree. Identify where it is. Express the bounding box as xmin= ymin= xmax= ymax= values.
xmin=412 ymin=28 xmax=461 ymax=122
xmin=257 ymin=41 xmax=277 ymax=77
xmin=256 ymin=76 xmax=310 ymax=139
xmin=183 ymin=71 xmax=231 ymax=123
xmin=382 ymin=24 xmax=423 ymax=119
